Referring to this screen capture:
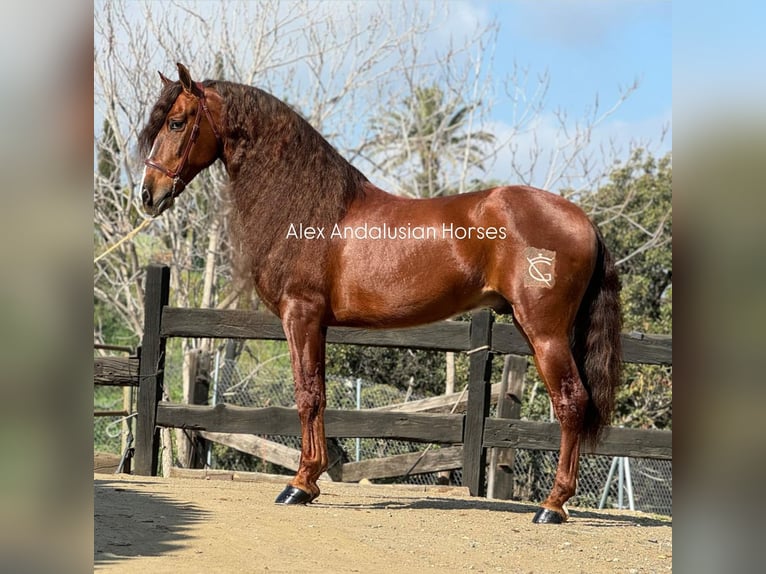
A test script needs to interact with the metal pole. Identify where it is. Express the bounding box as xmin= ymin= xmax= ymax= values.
xmin=599 ymin=456 xmax=620 ymax=509
xmin=624 ymin=457 xmax=635 ymax=511
xmin=618 ymin=457 xmax=625 ymax=509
